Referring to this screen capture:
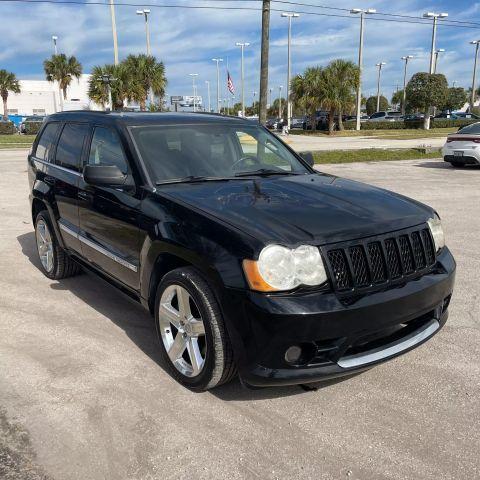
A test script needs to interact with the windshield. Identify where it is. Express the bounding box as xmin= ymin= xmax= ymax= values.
xmin=457 ymin=122 xmax=480 ymax=134
xmin=130 ymin=123 xmax=310 ymax=183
